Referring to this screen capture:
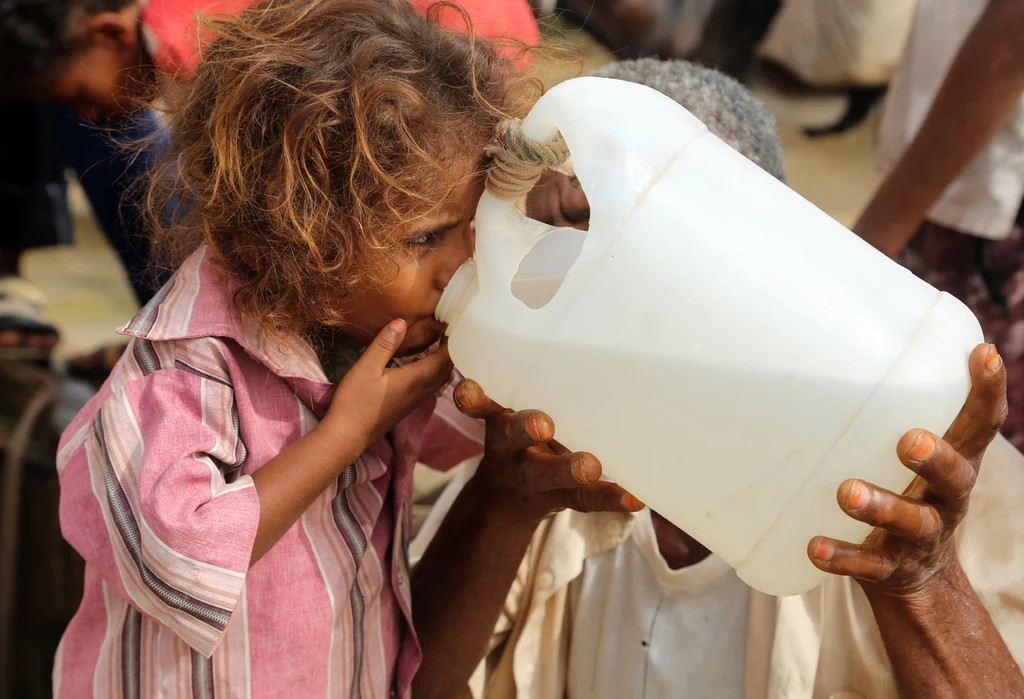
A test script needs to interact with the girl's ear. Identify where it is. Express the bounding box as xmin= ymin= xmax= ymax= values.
xmin=233 ymin=238 xmax=259 ymax=270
